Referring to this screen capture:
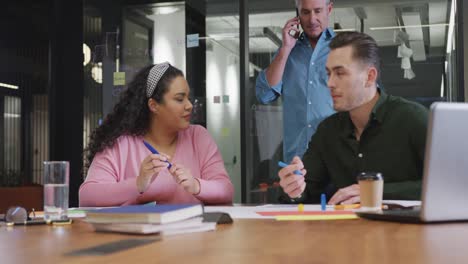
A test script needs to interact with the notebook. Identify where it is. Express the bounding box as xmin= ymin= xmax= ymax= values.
xmin=357 ymin=102 xmax=468 ymax=223
xmin=85 ymin=204 xmax=203 ymax=224
xmin=91 ymin=216 xmax=216 ymax=235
